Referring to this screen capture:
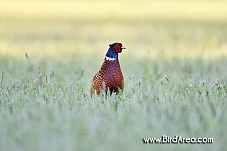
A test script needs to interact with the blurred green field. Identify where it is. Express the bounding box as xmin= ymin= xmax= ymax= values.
xmin=0 ymin=0 xmax=227 ymax=151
